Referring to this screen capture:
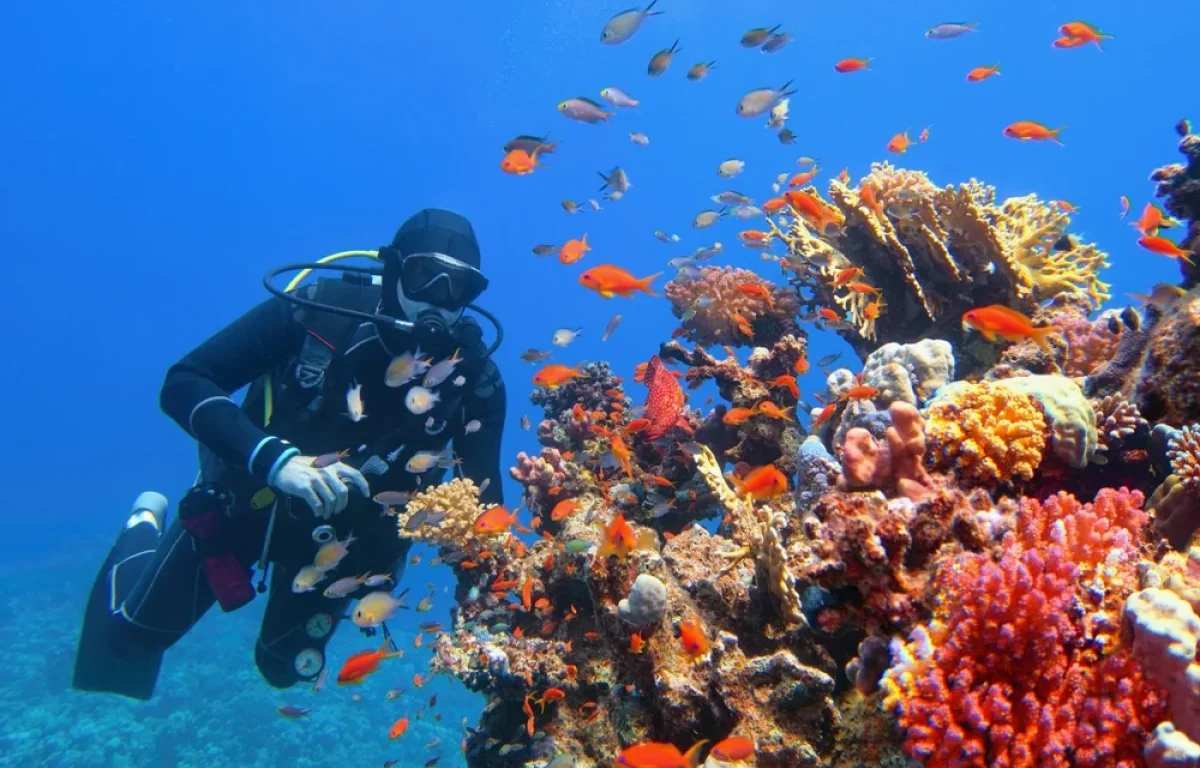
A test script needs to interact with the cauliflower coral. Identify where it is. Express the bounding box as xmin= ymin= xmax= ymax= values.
xmin=924 ymin=380 xmax=1047 ymax=485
